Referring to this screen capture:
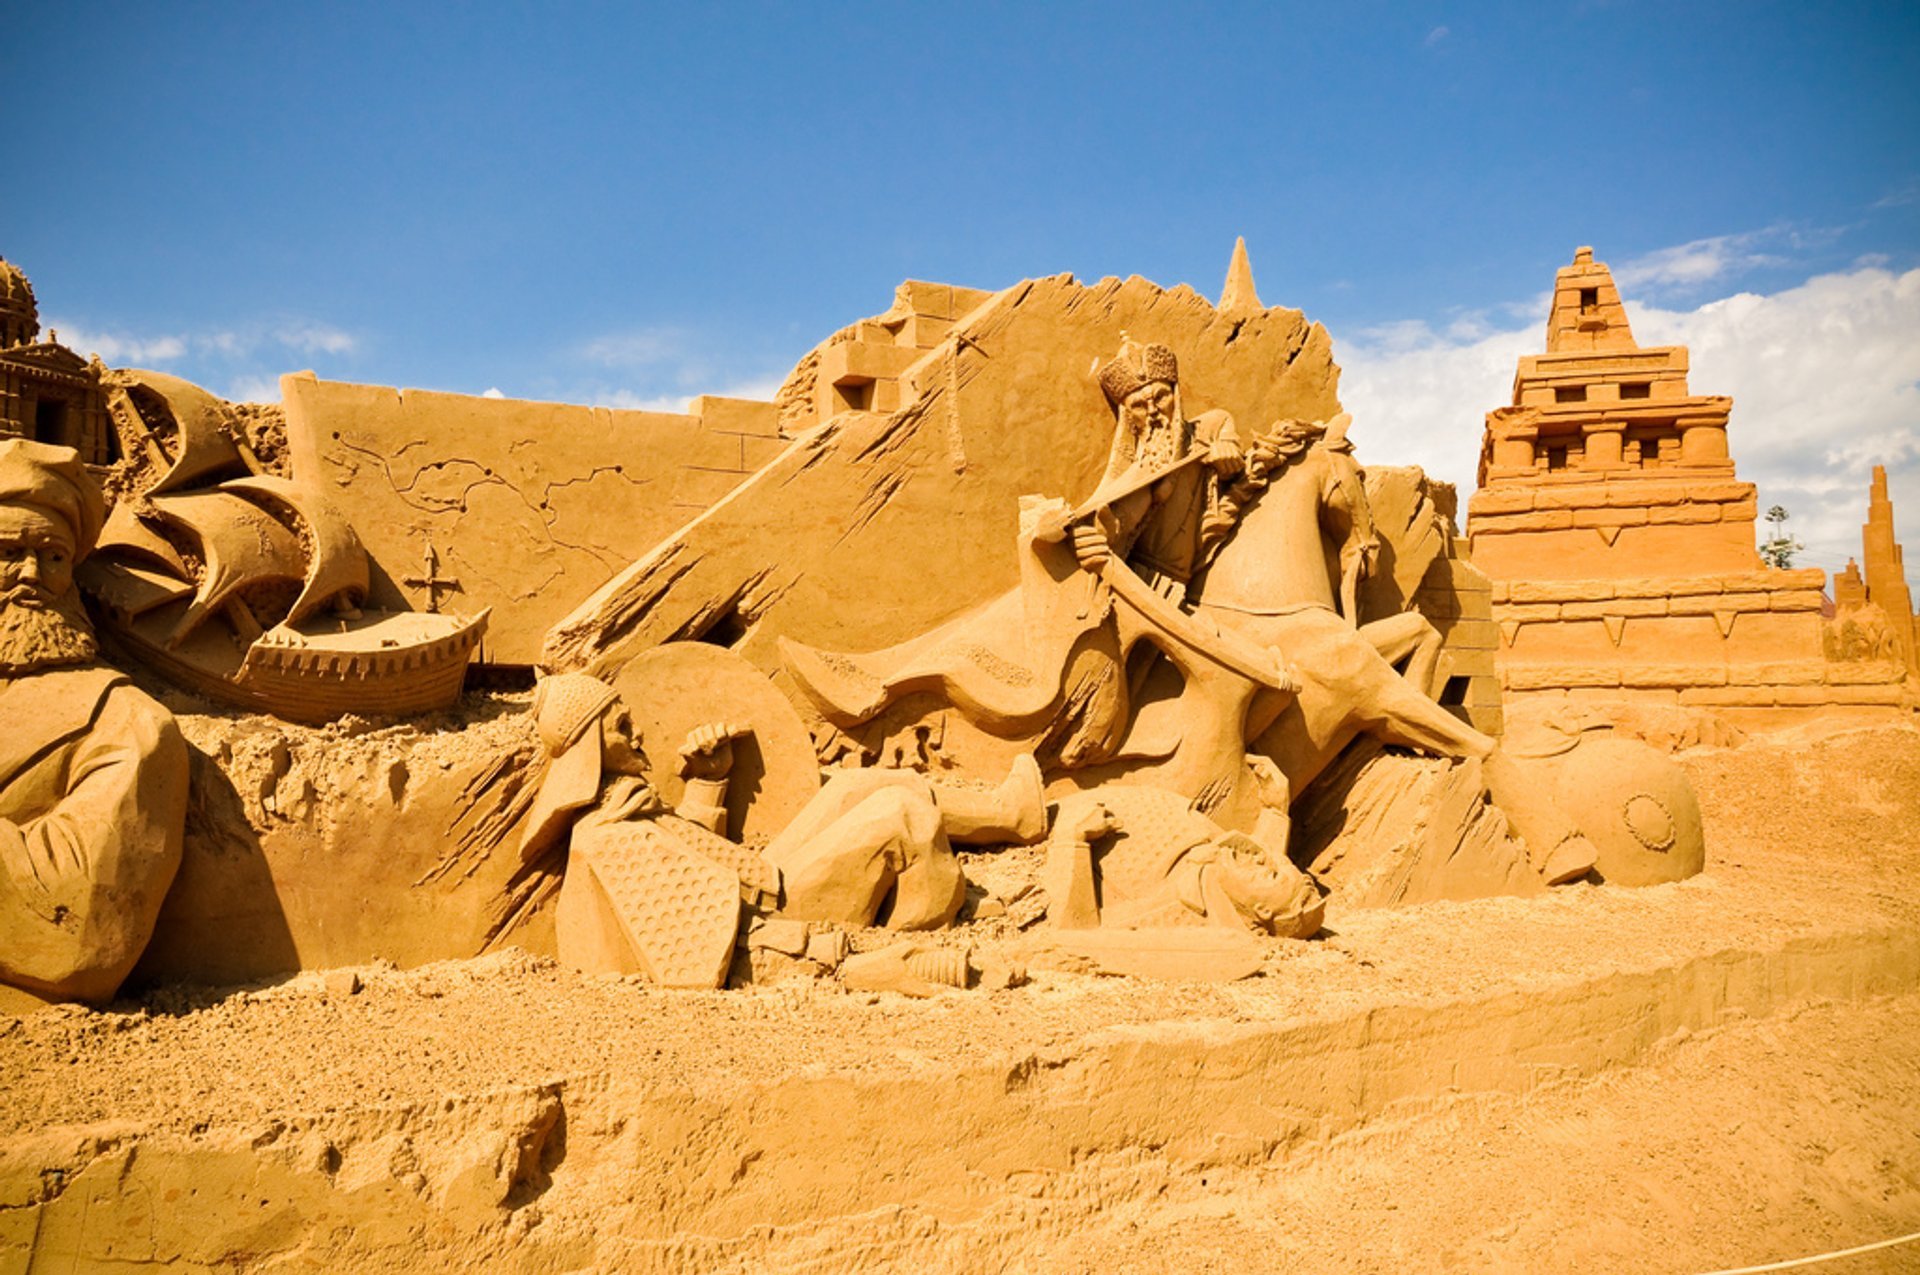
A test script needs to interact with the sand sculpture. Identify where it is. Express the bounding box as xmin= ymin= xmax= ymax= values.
xmin=75 ymin=369 xmax=487 ymax=722
xmin=778 ymin=336 xmax=1607 ymax=890
xmin=1831 ymin=465 xmax=1920 ymax=675
xmin=0 ymin=439 xmax=187 ymax=1011
xmin=6 ymin=244 xmax=1920 ymax=1273
xmin=23 ymin=238 xmax=1891 ymax=1005
xmin=0 ymin=258 xmax=113 ymax=466
xmin=1467 ymin=247 xmax=1912 ymax=729
xmin=518 ymin=669 xmax=1046 ymax=986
